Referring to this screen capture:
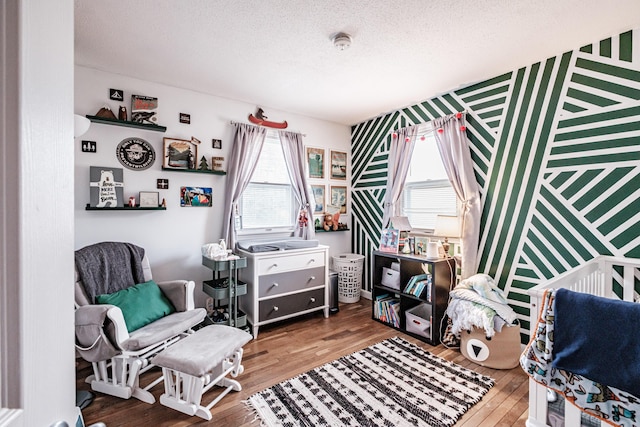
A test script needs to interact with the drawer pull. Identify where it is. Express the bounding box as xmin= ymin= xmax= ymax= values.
xmin=310 ymin=297 xmax=316 ymax=303
xmin=271 ymin=282 xmax=279 ymax=288
xmin=309 ymin=259 xmax=315 ymax=263
xmin=273 ymin=306 xmax=279 ymax=312
xmin=309 ymin=276 xmax=316 ymax=281
xmin=271 ymin=263 xmax=278 ymax=268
